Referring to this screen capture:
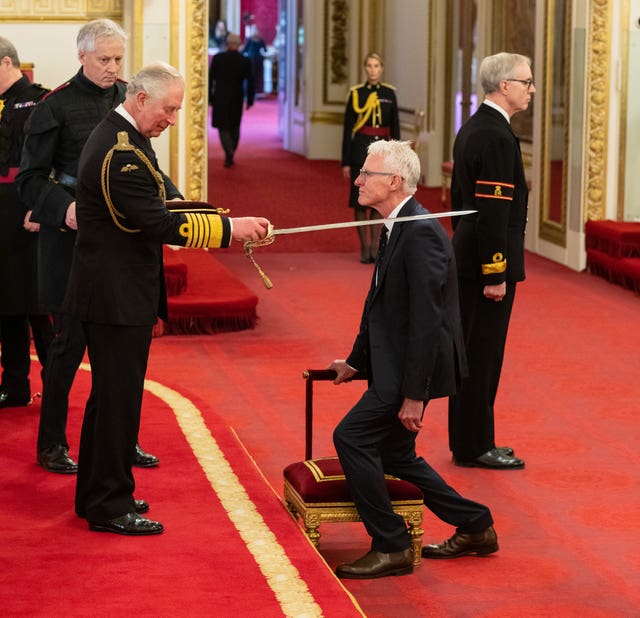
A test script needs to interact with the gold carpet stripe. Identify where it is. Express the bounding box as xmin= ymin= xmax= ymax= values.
xmin=141 ymin=378 xmax=324 ymax=618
